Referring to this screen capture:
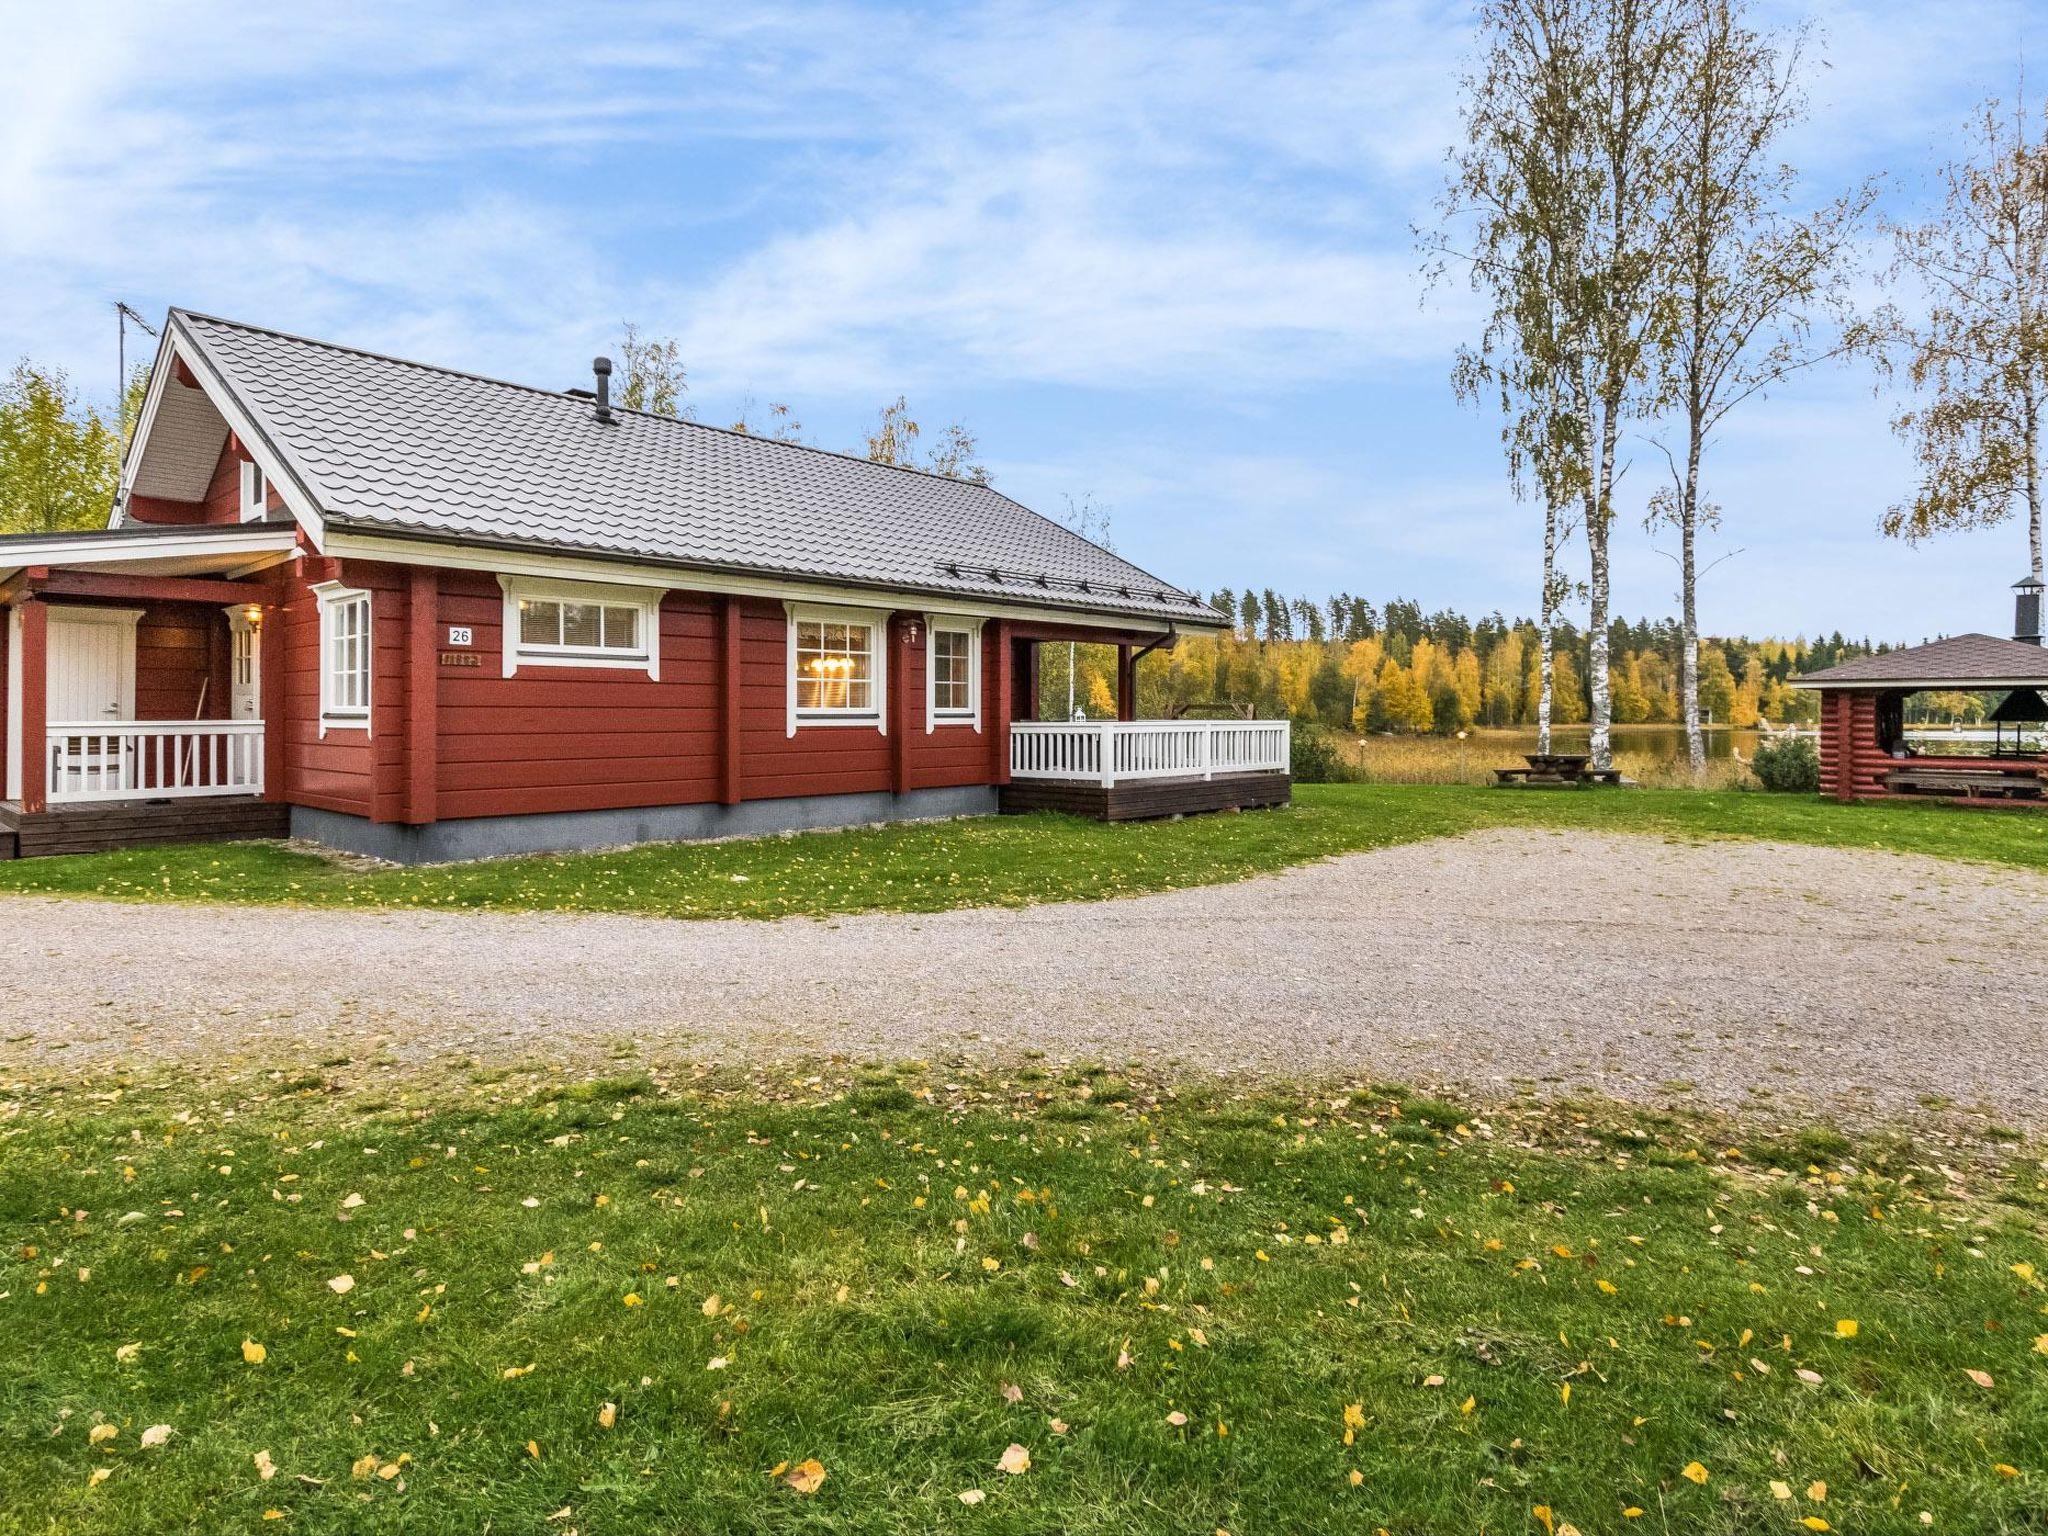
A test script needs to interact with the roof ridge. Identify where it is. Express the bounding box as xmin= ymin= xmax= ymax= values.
xmin=169 ymin=308 xmax=1181 ymax=536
